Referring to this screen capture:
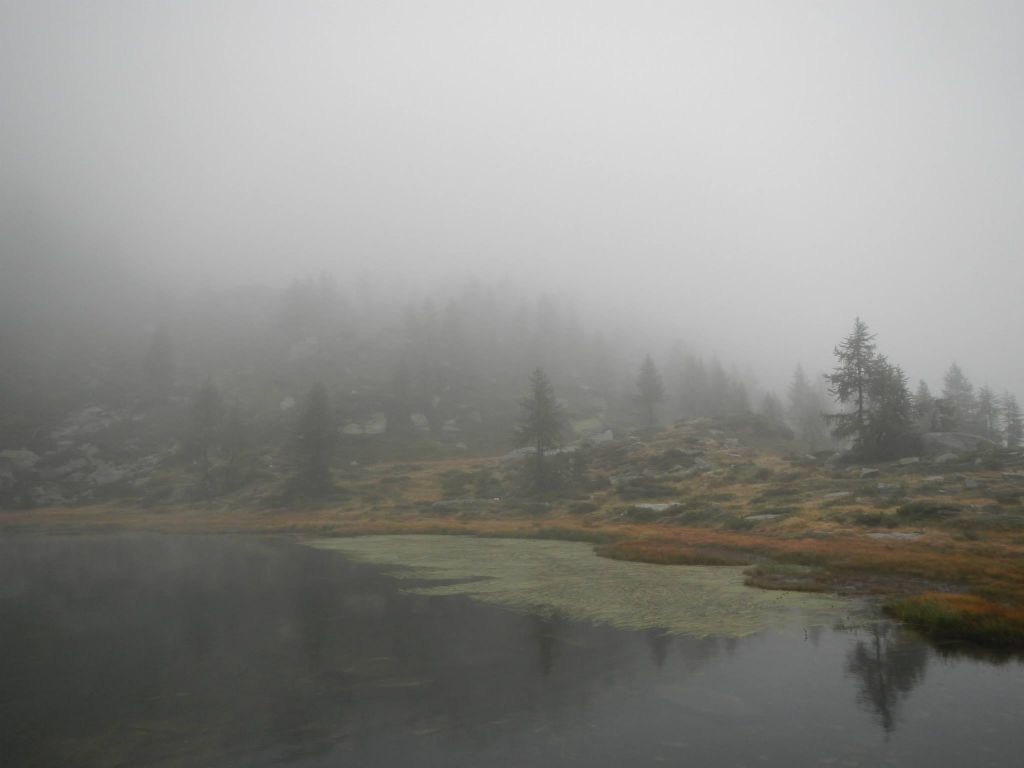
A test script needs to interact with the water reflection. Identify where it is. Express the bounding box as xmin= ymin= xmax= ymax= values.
xmin=845 ymin=623 xmax=929 ymax=733
xmin=645 ymin=629 xmax=670 ymax=668
xmin=532 ymin=615 xmax=563 ymax=677
xmin=1 ymin=535 xmax=1022 ymax=768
